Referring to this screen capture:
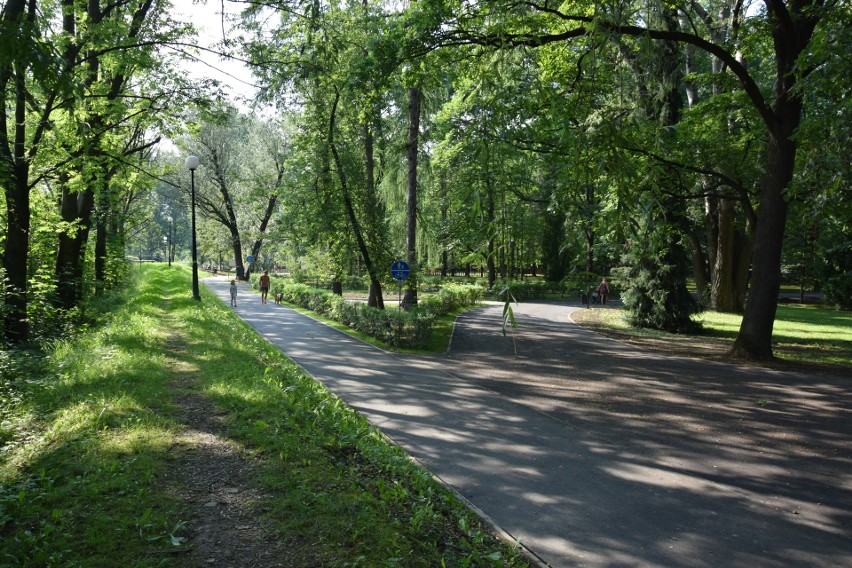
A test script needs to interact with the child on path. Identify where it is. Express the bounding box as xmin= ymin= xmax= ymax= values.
xmin=230 ymin=279 xmax=238 ymax=307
